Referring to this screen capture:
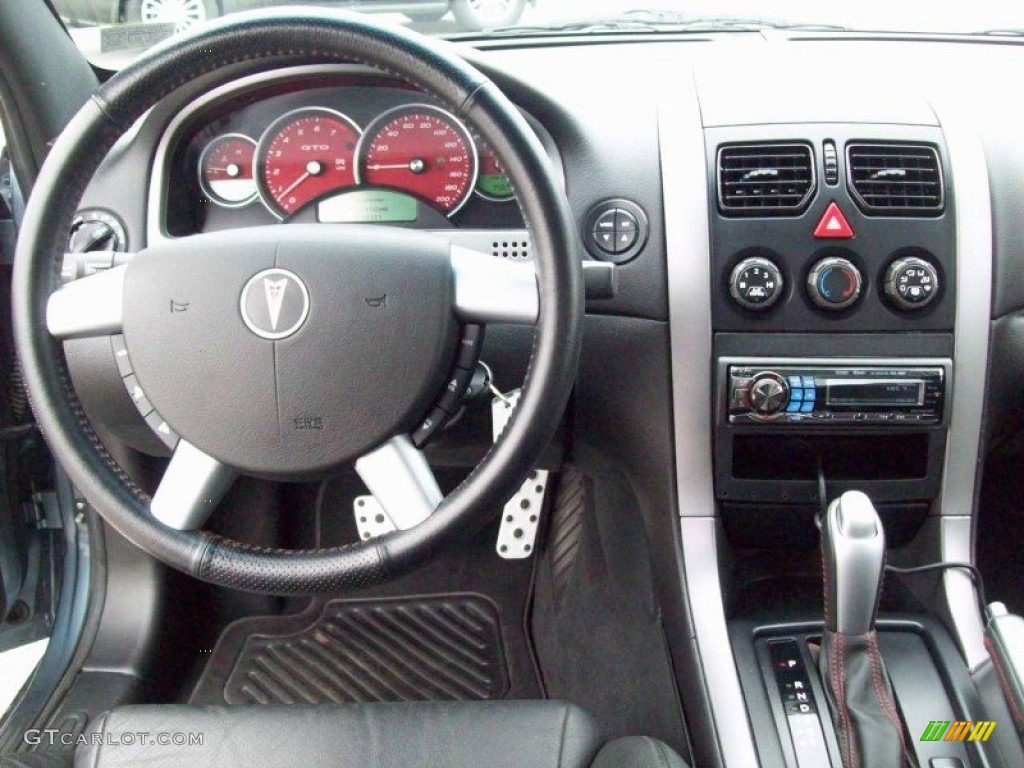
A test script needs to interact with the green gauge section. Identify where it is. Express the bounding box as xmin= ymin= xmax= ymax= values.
xmin=474 ymin=139 xmax=515 ymax=202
